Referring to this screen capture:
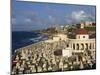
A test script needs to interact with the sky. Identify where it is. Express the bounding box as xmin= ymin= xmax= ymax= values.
xmin=11 ymin=0 xmax=96 ymax=31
